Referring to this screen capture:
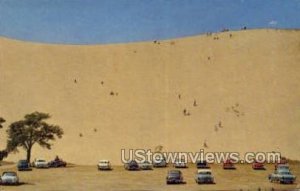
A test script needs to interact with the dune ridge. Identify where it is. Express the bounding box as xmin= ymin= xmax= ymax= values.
xmin=0 ymin=29 xmax=300 ymax=165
